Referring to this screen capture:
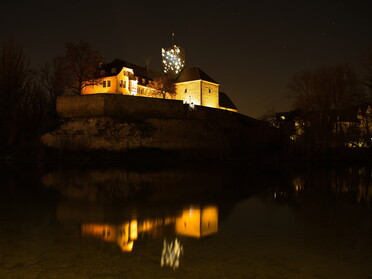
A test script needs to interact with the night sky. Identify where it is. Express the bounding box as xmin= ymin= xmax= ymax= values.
xmin=1 ymin=0 xmax=372 ymax=118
